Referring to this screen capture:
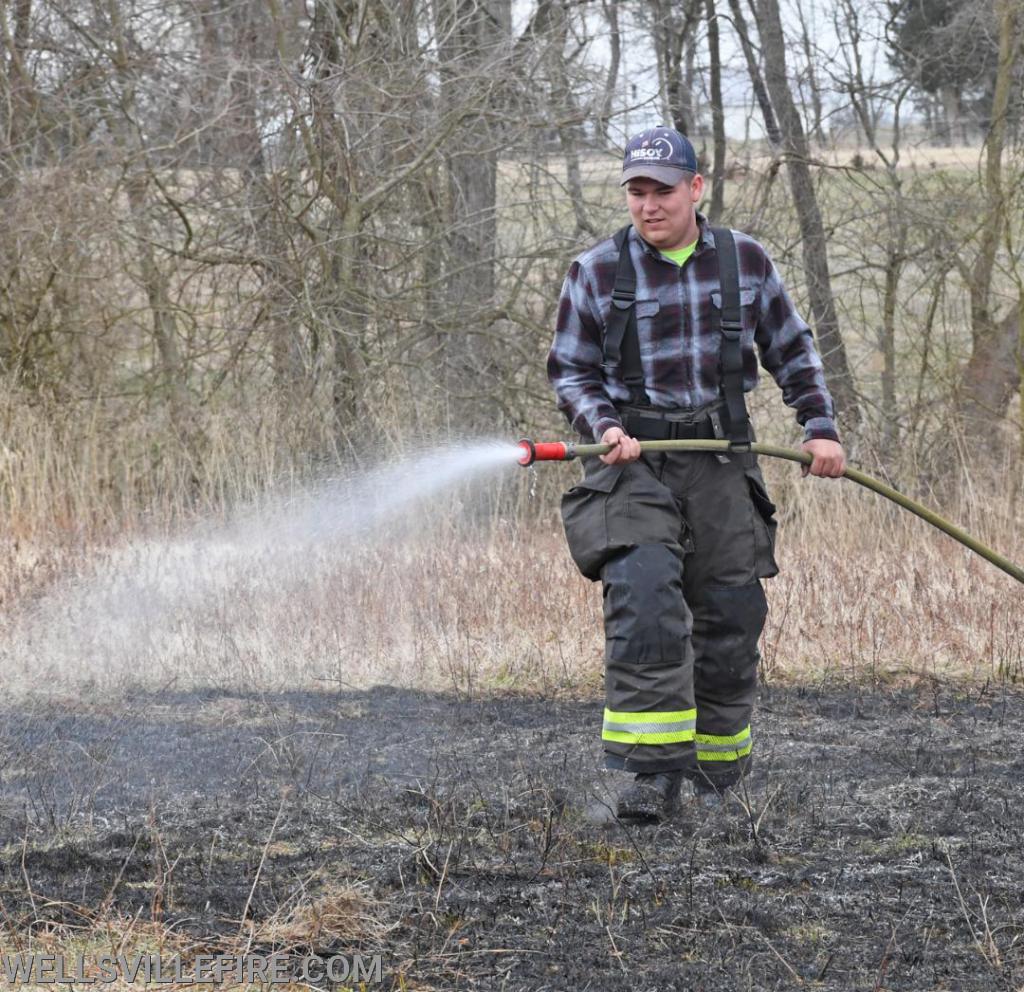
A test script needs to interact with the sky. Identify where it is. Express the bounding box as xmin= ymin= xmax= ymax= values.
xmin=508 ymin=0 xmax=898 ymax=144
